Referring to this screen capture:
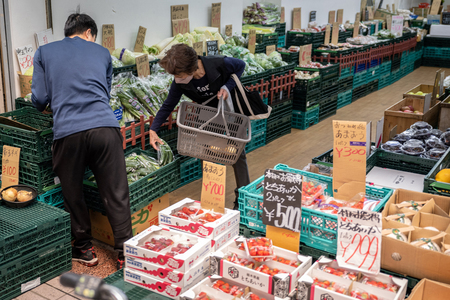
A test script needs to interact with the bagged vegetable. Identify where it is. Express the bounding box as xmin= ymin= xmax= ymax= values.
xmin=112 ymin=48 xmax=139 ymax=65
xmin=111 ymin=56 xmax=124 ymax=68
